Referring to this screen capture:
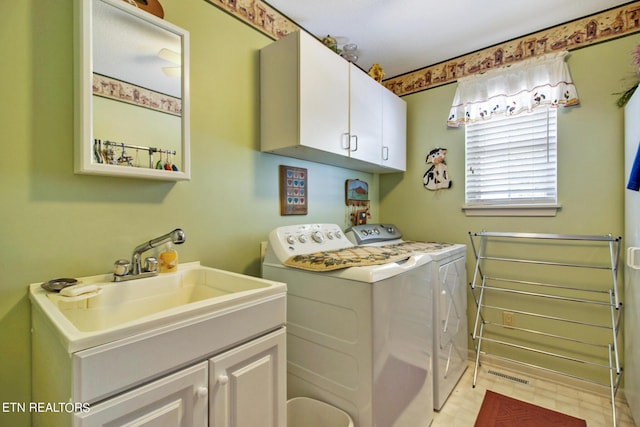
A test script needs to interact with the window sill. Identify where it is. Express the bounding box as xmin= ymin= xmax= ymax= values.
xmin=462 ymin=204 xmax=561 ymax=217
